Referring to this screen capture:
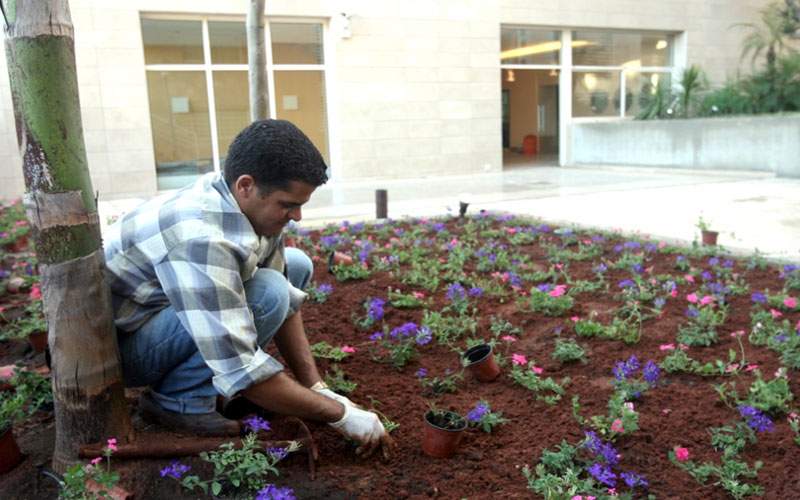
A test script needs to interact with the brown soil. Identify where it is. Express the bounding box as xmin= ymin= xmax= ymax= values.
xmin=1 ymin=215 xmax=799 ymax=499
